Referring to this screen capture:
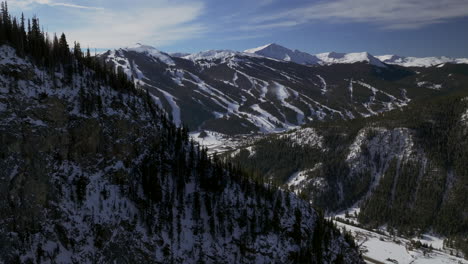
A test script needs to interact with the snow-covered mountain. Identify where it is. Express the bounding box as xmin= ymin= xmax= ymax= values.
xmin=104 ymin=43 xmax=466 ymax=135
xmin=245 ymin=43 xmax=386 ymax=67
xmin=244 ymin=43 xmax=468 ymax=68
xmin=244 ymin=43 xmax=320 ymax=65
xmin=376 ymin=54 xmax=468 ymax=67
xmin=0 ymin=43 xmax=365 ymax=263
xmin=101 ymin=43 xmax=468 ymax=136
xmin=316 ymin=51 xmax=386 ymax=67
